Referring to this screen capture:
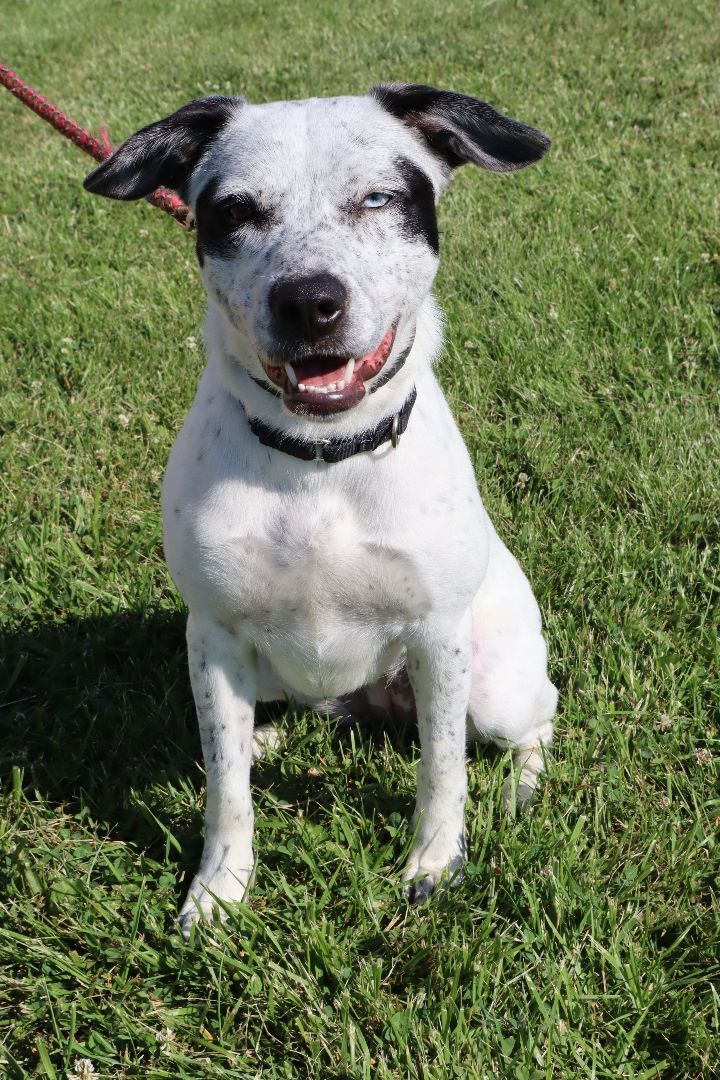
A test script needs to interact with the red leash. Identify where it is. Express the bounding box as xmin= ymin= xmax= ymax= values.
xmin=0 ymin=62 xmax=191 ymax=228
